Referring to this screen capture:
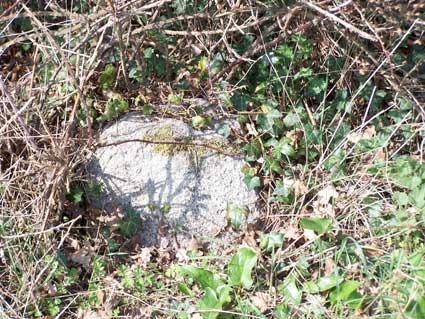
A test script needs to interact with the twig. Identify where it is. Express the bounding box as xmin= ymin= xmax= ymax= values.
xmin=0 ymin=215 xmax=81 ymax=239
xmin=300 ymin=0 xmax=377 ymax=42
xmin=20 ymin=4 xmax=94 ymax=144
xmin=97 ymin=138 xmax=240 ymax=157
xmin=0 ymin=76 xmax=38 ymax=151
xmin=107 ymin=0 xmax=130 ymax=88
xmin=208 ymin=12 xmax=316 ymax=87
